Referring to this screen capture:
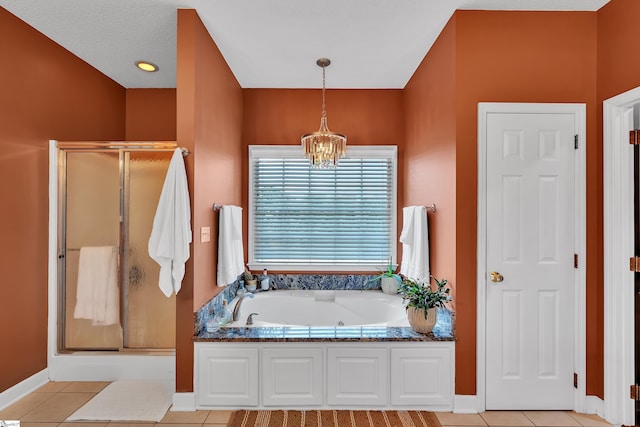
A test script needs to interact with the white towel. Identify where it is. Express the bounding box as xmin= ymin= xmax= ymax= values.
xmin=148 ymin=148 xmax=192 ymax=297
xmin=399 ymin=206 xmax=430 ymax=282
xmin=74 ymin=246 xmax=119 ymax=326
xmin=217 ymin=205 xmax=245 ymax=286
